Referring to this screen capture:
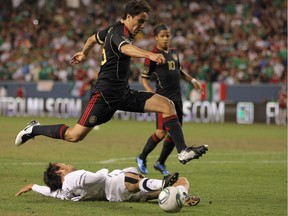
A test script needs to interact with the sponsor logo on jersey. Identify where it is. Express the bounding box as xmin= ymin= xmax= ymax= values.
xmin=89 ymin=115 xmax=97 ymax=124
xmin=172 ymin=54 xmax=178 ymax=61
